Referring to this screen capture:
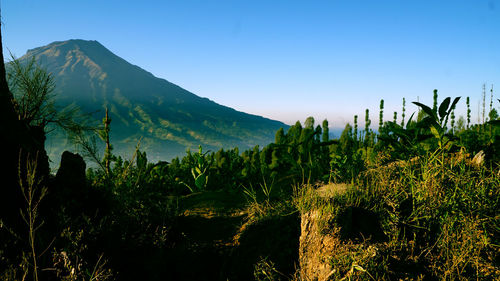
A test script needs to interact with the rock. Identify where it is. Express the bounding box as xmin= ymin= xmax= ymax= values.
xmin=55 ymin=151 xmax=86 ymax=187
xmin=53 ymin=151 xmax=88 ymax=214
